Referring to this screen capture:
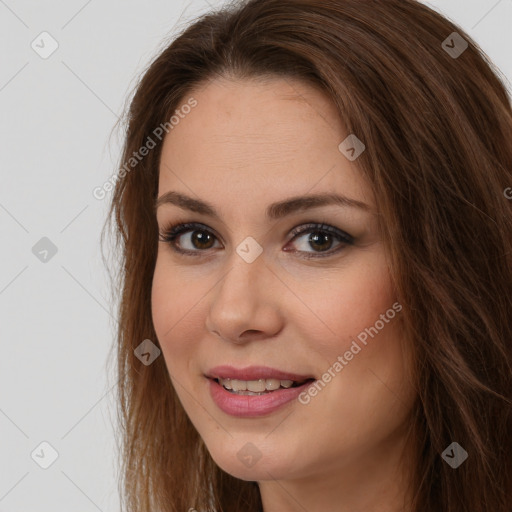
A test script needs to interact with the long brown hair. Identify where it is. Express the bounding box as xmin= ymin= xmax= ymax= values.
xmin=103 ymin=0 xmax=512 ymax=510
